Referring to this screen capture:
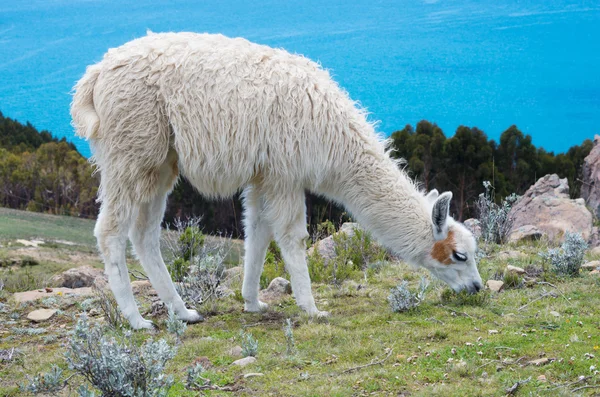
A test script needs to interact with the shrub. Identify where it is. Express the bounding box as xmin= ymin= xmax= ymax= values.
xmin=165 ymin=304 xmax=187 ymax=342
xmin=20 ymin=365 xmax=65 ymax=395
xmin=65 ymin=315 xmax=176 ymax=397
xmin=540 ymin=232 xmax=588 ymax=276
xmin=186 ymin=363 xmax=207 ymax=390
xmin=388 ymin=277 xmax=429 ymax=312
xmin=163 ymin=218 xmax=228 ymax=308
xmin=164 ymin=218 xmax=205 ymax=283
xmin=93 ymin=284 xmax=124 ymax=330
xmin=476 ymin=181 xmax=519 ymax=244
xmin=240 ymin=331 xmax=258 ymax=357
xmin=308 ymin=225 xmax=388 ymax=285
xmin=176 ymin=253 xmax=226 ymax=307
